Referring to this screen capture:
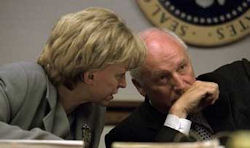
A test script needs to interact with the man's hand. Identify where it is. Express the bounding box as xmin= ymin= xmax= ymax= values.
xmin=169 ymin=81 xmax=219 ymax=118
